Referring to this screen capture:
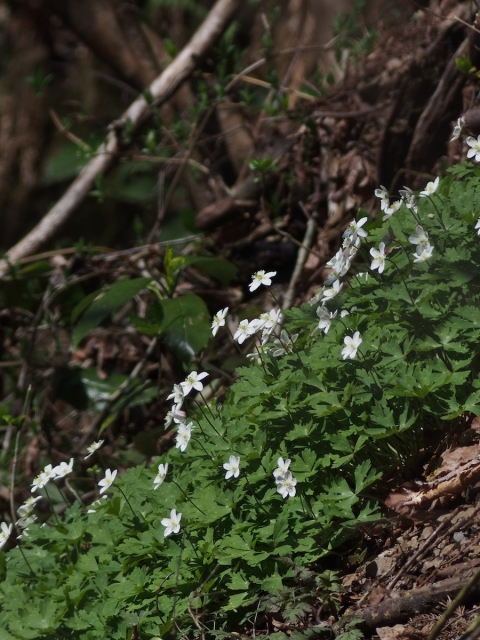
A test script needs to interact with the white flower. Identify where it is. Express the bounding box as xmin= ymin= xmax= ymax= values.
xmin=273 ymin=457 xmax=291 ymax=479
xmin=16 ymin=514 xmax=37 ymax=529
xmin=167 ymin=384 xmax=185 ymax=408
xmin=340 ymin=306 xmax=356 ymax=318
xmin=325 ymin=249 xmax=353 ymax=284
xmin=53 ymin=458 xmax=74 ymax=479
xmin=175 ymin=422 xmax=193 ymax=452
xmin=343 ymin=217 xmax=368 ymax=240
xmin=399 ymin=187 xmax=418 ymax=214
xmin=181 ymin=371 xmax=209 ymax=396
xmin=223 ymin=455 xmax=240 ymax=480
xmin=321 ymin=279 xmax=342 ymax=303
xmin=275 ymin=471 xmax=297 ymax=499
xmin=374 ymin=185 xmax=390 ymax=211
xmin=85 ymin=439 xmax=104 ymax=459
xmin=246 ymin=344 xmax=272 ymax=361
xmin=272 ymin=330 xmax=298 ymax=357
xmin=467 ymin=135 xmax=480 ymax=162
xmin=0 ymin=522 xmax=12 ymax=549
xmin=370 ymin=242 xmax=386 ymax=274
xmin=413 ymin=243 xmax=434 ymax=263
xmin=234 ymin=319 xmax=256 ymax=344
xmin=98 ymin=468 xmax=117 ymax=494
xmin=419 ymin=177 xmax=439 ymax=197
xmin=408 ymin=225 xmax=429 ymax=249
xmin=31 ymin=464 xmax=56 ymax=492
xmin=211 ymin=307 xmax=229 ymax=336
xmin=308 ymin=289 xmax=324 ymax=305
xmin=382 ymin=199 xmax=402 ymax=221
xmin=451 ymin=117 xmax=464 ymax=141
xmin=154 ymin=463 xmax=168 ymax=490
xmin=161 ymin=509 xmax=182 ymax=537
xmin=255 ymin=309 xmax=282 ymax=334
xmin=17 ymin=496 xmax=41 ymax=518
xmin=342 ymin=331 xmax=362 ymax=360
xmin=249 ymin=270 xmax=276 ymax=292
xmin=476 ymin=217 xmax=480 ymax=236
xmin=164 ymin=404 xmax=187 ymax=429
xmin=316 ymin=306 xmax=337 ymax=334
